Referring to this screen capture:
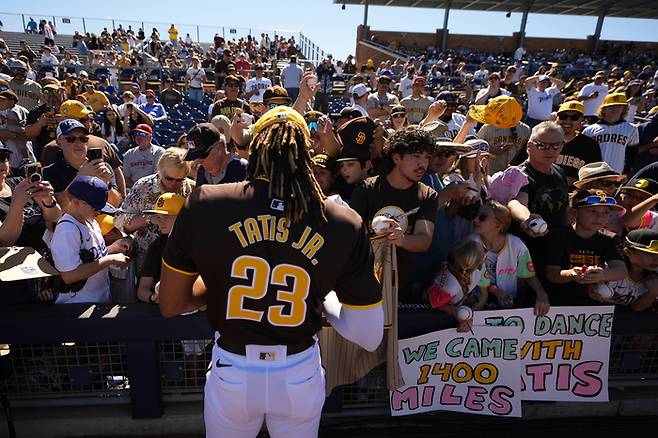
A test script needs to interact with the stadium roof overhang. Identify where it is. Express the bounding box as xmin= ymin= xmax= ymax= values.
xmin=334 ymin=0 xmax=658 ymax=20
